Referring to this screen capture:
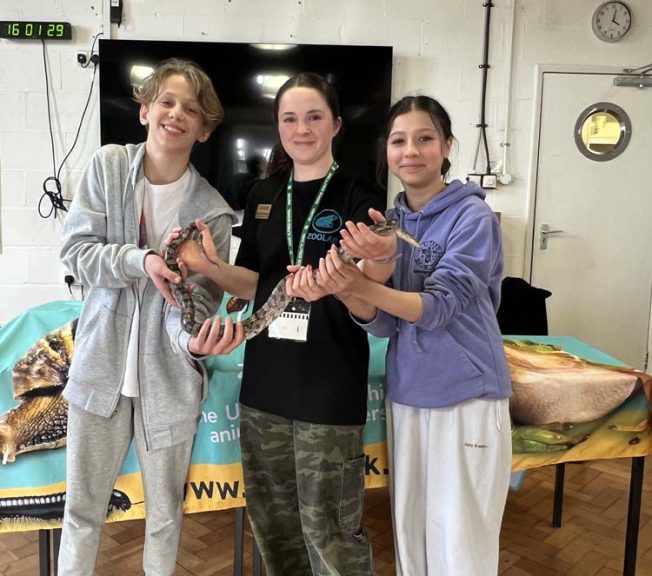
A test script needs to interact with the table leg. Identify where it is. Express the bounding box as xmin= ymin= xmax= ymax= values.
xmin=552 ymin=463 xmax=565 ymax=528
xmin=38 ymin=530 xmax=52 ymax=576
xmin=623 ymin=456 xmax=645 ymax=576
xmin=52 ymin=528 xmax=61 ymax=575
xmin=233 ymin=507 xmax=244 ymax=576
